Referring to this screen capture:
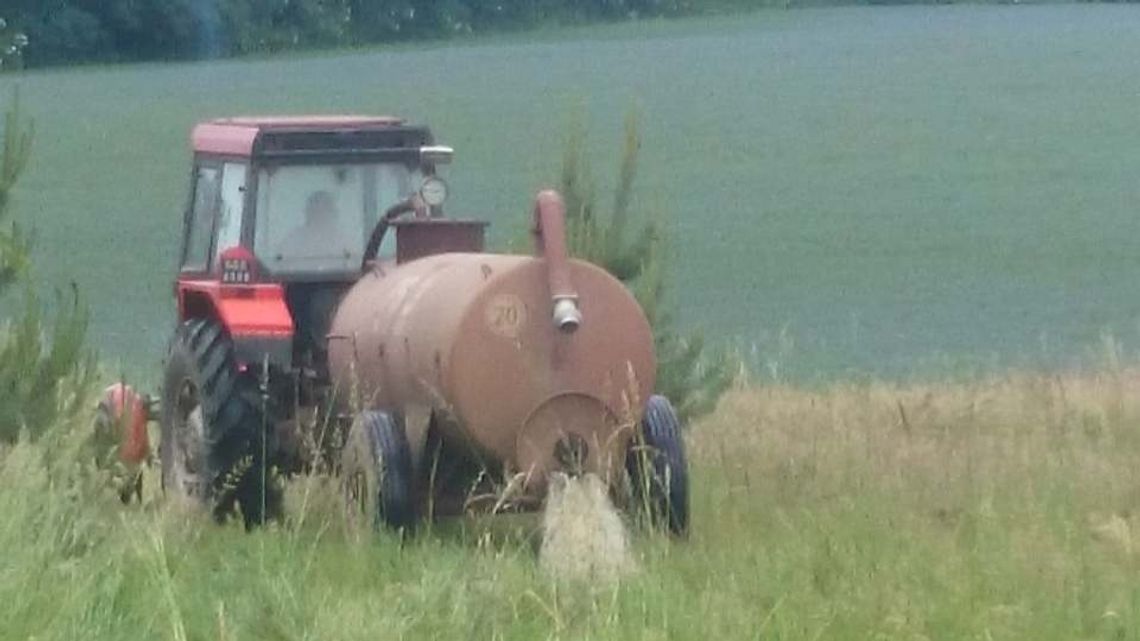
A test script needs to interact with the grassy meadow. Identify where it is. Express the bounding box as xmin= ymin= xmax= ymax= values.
xmin=7 ymin=367 xmax=1140 ymax=640
xmin=6 ymin=5 xmax=1140 ymax=382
